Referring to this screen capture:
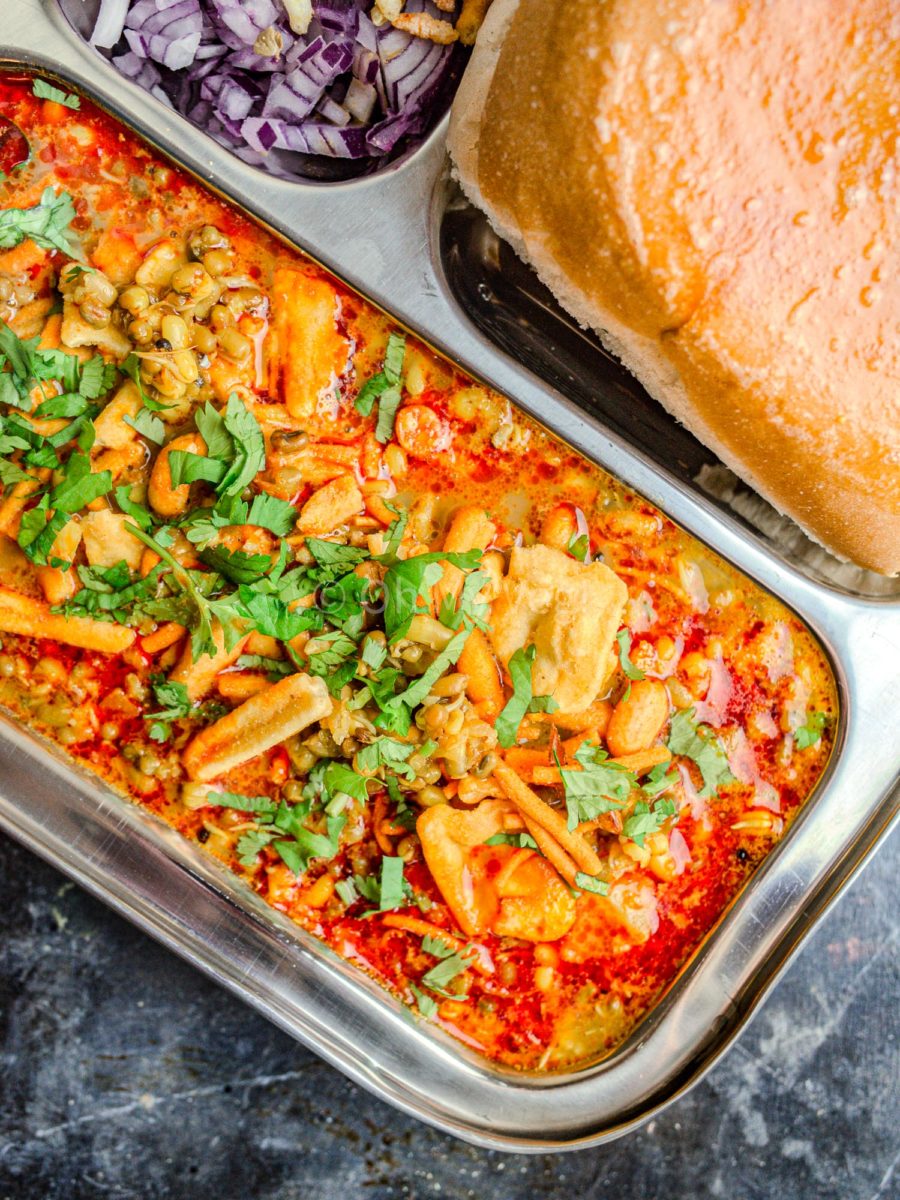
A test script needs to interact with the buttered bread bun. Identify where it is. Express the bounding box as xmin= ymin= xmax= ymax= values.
xmin=448 ymin=0 xmax=899 ymax=574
